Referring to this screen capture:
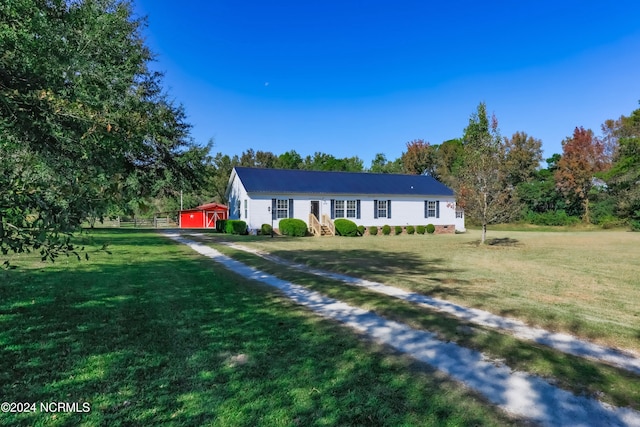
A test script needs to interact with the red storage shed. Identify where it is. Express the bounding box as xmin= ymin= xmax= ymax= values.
xmin=179 ymin=202 xmax=228 ymax=229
